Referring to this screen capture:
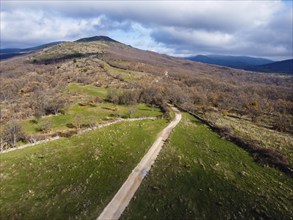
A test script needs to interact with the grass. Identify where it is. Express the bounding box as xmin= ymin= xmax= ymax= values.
xmin=209 ymin=112 xmax=293 ymax=166
xmin=102 ymin=60 xmax=144 ymax=82
xmin=21 ymin=83 xmax=163 ymax=136
xmin=121 ymin=113 xmax=293 ymax=220
xmin=66 ymin=83 xmax=108 ymax=99
xmin=21 ymin=103 xmax=162 ymax=135
xmin=0 ymin=119 xmax=167 ymax=220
